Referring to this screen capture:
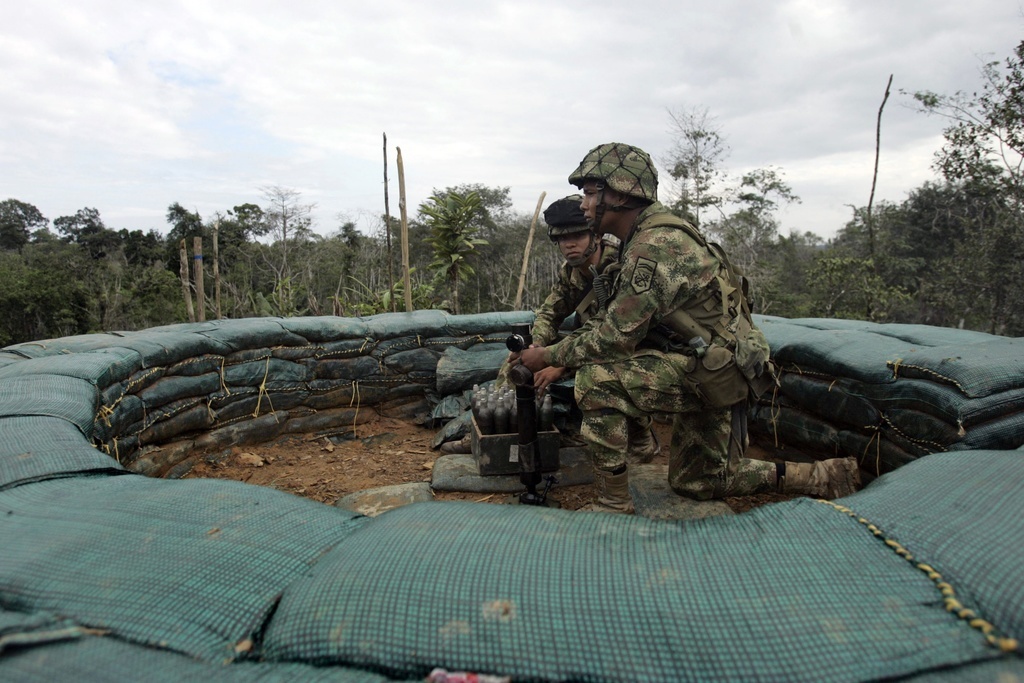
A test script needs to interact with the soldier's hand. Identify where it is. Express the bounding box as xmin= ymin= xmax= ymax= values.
xmin=519 ymin=345 xmax=548 ymax=372
xmin=533 ymin=366 xmax=566 ymax=396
